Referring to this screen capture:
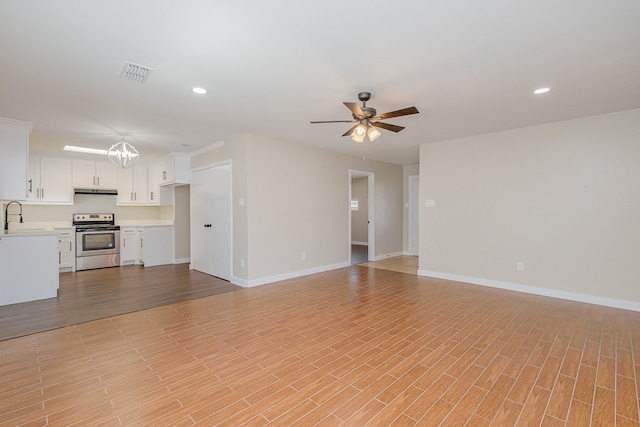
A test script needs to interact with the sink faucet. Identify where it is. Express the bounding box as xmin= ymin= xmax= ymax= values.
xmin=3 ymin=201 xmax=23 ymax=233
